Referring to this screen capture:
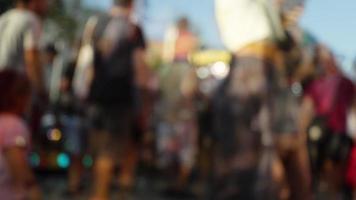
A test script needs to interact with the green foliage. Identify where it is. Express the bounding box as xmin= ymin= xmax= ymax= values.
xmin=46 ymin=0 xmax=79 ymax=43
xmin=0 ymin=0 xmax=79 ymax=43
